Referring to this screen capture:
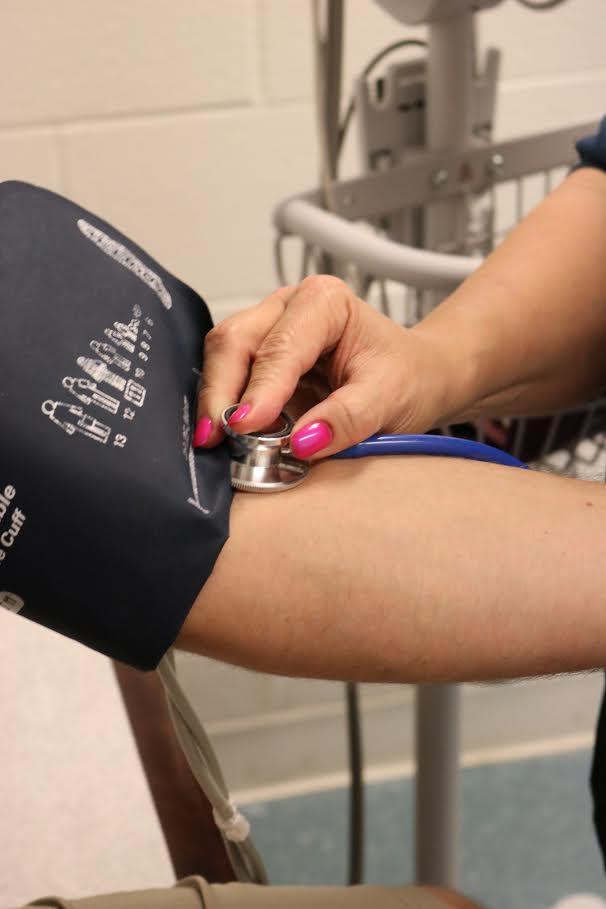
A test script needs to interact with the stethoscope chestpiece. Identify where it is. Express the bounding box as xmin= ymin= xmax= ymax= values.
xmin=221 ymin=406 xmax=310 ymax=493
